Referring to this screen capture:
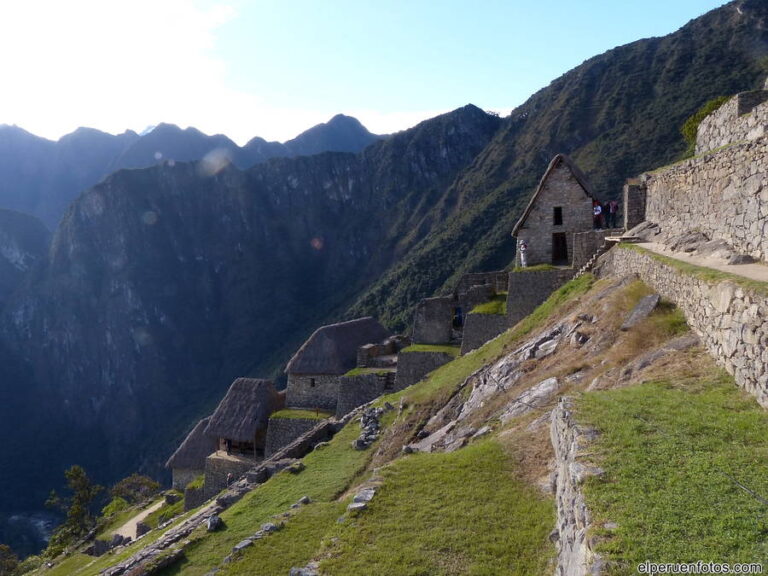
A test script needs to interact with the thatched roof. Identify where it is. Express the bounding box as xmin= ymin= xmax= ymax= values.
xmin=204 ymin=378 xmax=283 ymax=443
xmin=285 ymin=317 xmax=391 ymax=375
xmin=511 ymin=154 xmax=595 ymax=236
xmin=165 ymin=417 xmax=217 ymax=470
